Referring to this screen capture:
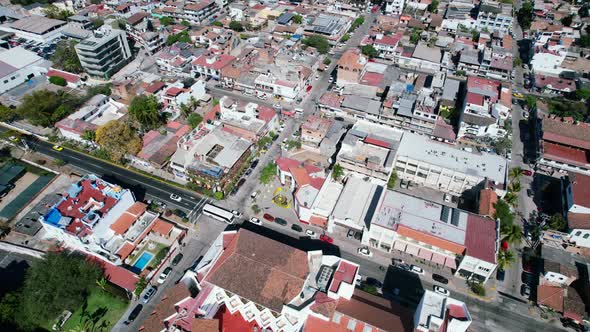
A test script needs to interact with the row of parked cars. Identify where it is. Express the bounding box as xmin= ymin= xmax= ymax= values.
xmin=248 ymin=214 xmax=335 ymax=244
